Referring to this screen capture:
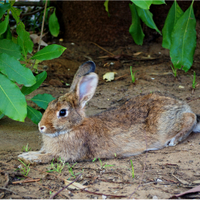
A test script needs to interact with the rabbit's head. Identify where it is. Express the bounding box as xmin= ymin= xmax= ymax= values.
xmin=38 ymin=61 xmax=98 ymax=138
